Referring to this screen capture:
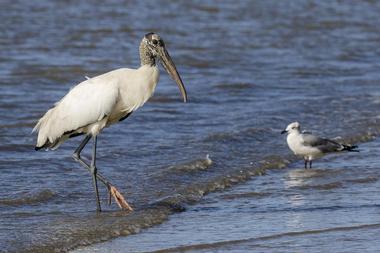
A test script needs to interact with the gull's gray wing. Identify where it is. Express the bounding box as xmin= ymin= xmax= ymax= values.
xmin=301 ymin=133 xmax=343 ymax=153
